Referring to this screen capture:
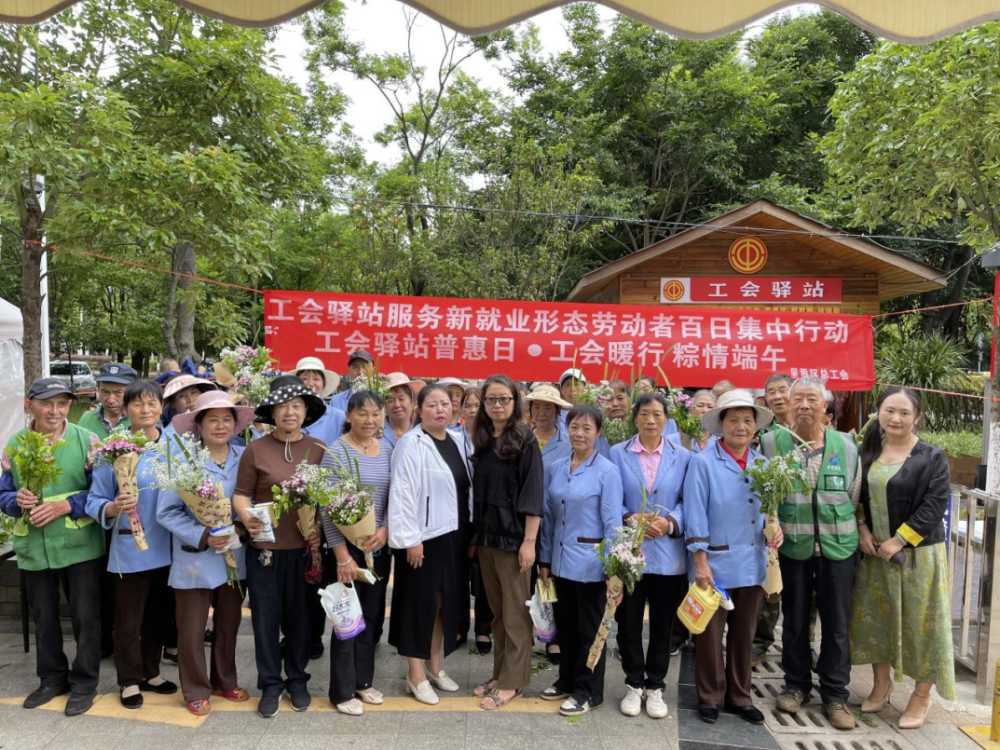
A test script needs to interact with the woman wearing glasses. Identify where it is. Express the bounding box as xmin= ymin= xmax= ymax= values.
xmin=470 ymin=375 xmax=545 ymax=710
